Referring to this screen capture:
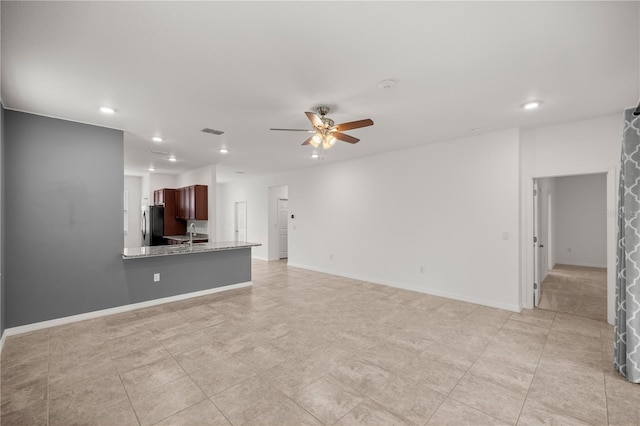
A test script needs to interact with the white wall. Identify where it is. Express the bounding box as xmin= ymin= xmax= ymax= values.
xmin=520 ymin=113 xmax=621 ymax=323
xmin=219 ymin=129 xmax=522 ymax=311
xmin=218 ymin=174 xmax=289 ymax=260
xmin=141 ymin=173 xmax=150 ymax=213
xmin=124 ymin=175 xmax=142 ymax=248
xmin=177 ymin=165 xmax=216 ymax=238
xmin=149 ymin=173 xmax=177 ymax=198
xmin=554 ymin=173 xmax=607 ymax=268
